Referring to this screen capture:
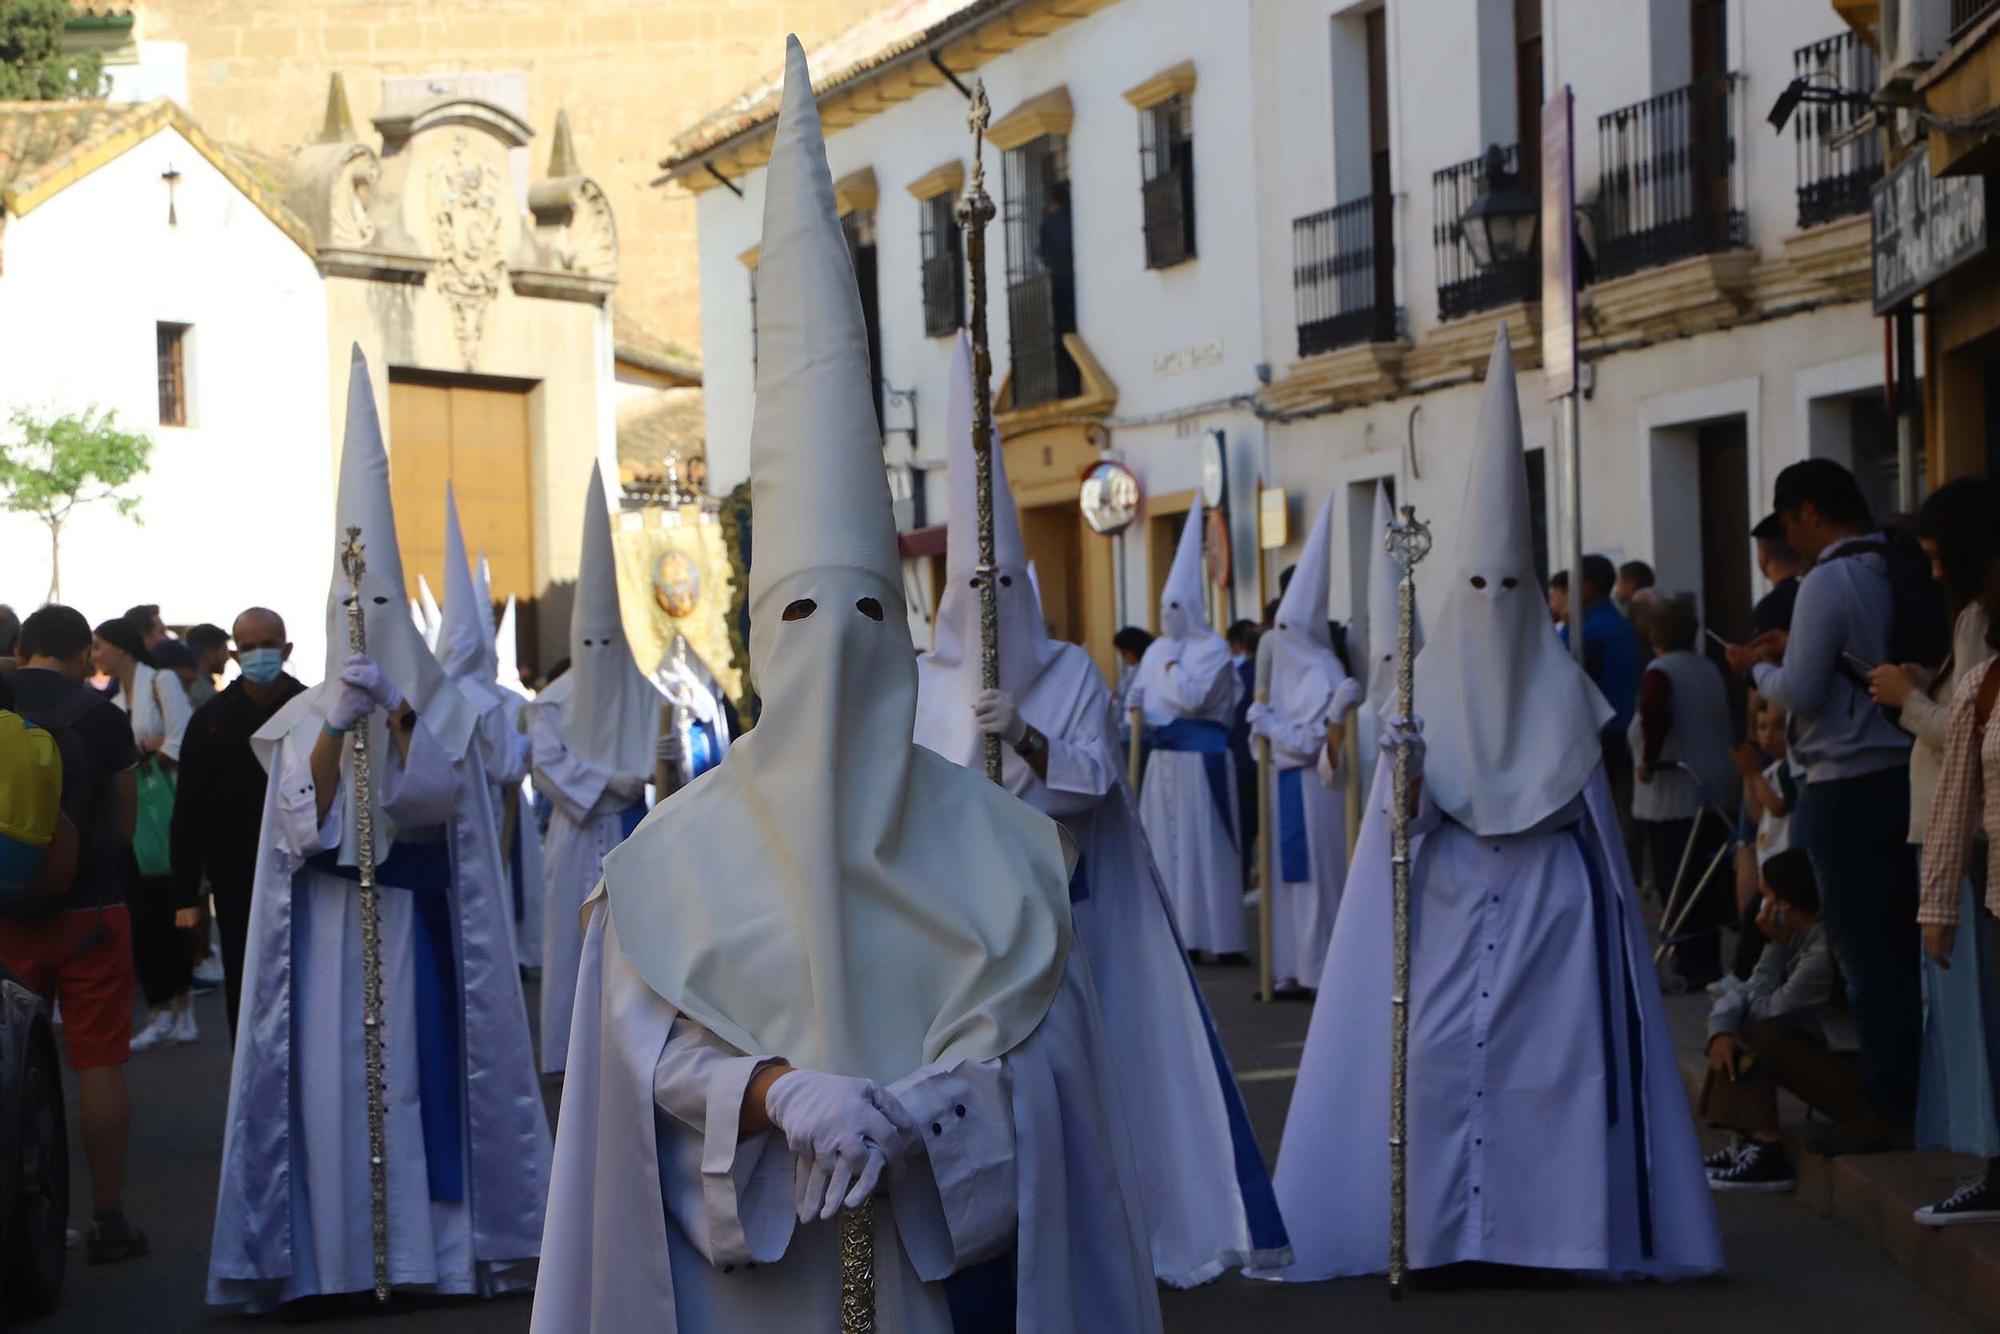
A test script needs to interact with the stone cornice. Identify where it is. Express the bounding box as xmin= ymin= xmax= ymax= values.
xmin=509 ymin=265 xmax=617 ymax=304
